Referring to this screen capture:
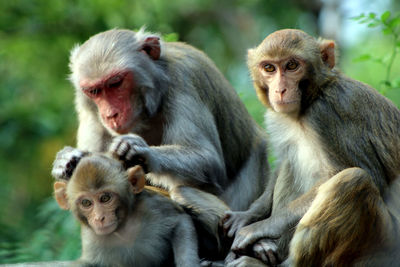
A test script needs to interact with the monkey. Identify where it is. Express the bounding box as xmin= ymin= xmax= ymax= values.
xmin=53 ymin=152 xmax=200 ymax=267
xmin=51 ymin=28 xmax=272 ymax=259
xmin=222 ymin=29 xmax=400 ymax=266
